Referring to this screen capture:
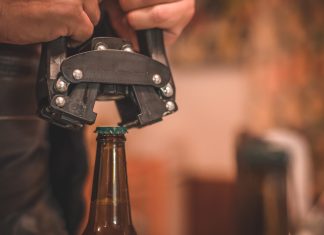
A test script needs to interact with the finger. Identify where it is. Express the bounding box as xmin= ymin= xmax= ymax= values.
xmin=119 ymin=0 xmax=179 ymax=12
xmin=69 ymin=11 xmax=94 ymax=45
xmin=127 ymin=1 xmax=194 ymax=31
xmin=83 ymin=0 xmax=101 ymax=25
